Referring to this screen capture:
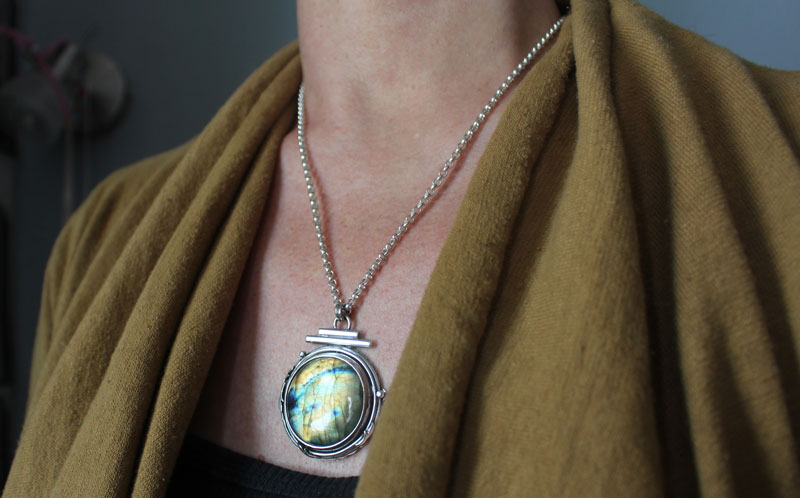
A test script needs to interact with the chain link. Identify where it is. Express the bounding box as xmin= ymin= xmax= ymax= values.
xmin=297 ymin=16 xmax=565 ymax=317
